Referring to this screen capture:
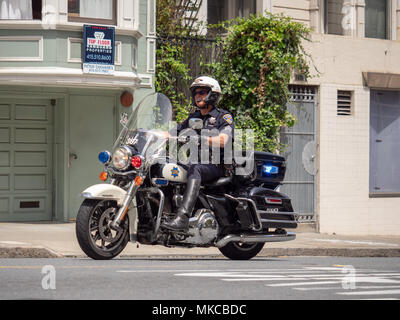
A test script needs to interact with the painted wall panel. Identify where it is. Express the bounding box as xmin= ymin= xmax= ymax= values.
xmin=14 ymin=128 xmax=47 ymax=144
xmin=15 ymin=104 xmax=47 ymax=121
xmin=0 ymin=175 xmax=9 ymax=190
xmin=14 ymin=151 xmax=46 ymax=167
xmin=0 ymin=128 xmax=10 ymax=143
xmin=14 ymin=174 xmax=47 ymax=190
xmin=0 ymin=104 xmax=10 ymax=119
xmin=0 ymin=39 xmax=40 ymax=58
xmin=0 ymin=198 xmax=9 ymax=213
xmin=0 ymin=151 xmax=9 ymax=167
